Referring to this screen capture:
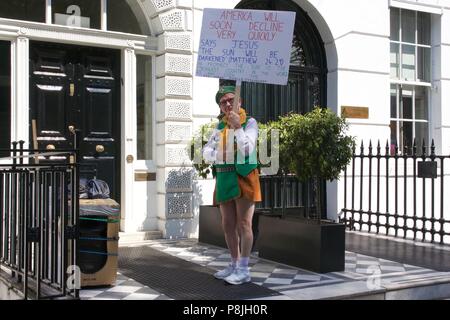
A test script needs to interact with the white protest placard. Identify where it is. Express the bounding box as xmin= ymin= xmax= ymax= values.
xmin=196 ymin=8 xmax=296 ymax=86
